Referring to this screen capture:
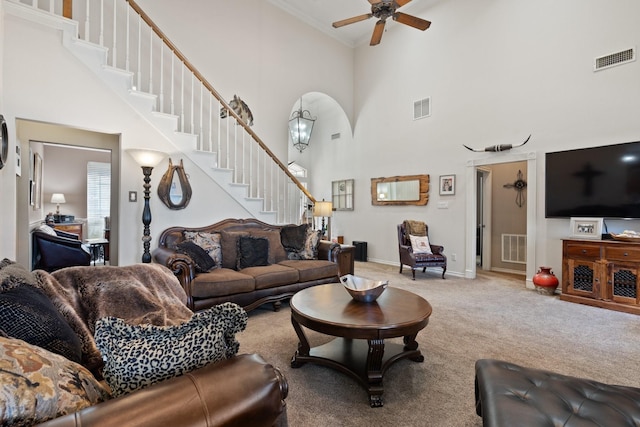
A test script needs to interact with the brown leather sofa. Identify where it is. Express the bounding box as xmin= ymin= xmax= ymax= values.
xmin=475 ymin=359 xmax=640 ymax=427
xmin=153 ymin=218 xmax=343 ymax=312
xmin=38 ymin=353 xmax=288 ymax=427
